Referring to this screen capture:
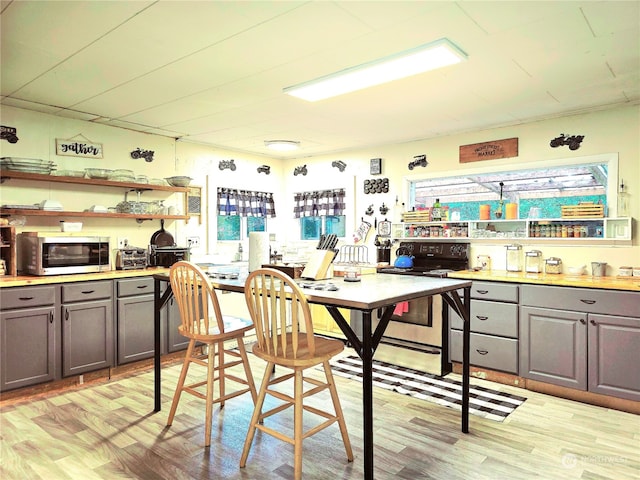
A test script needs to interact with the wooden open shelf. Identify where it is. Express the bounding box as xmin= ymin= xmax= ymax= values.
xmin=0 ymin=170 xmax=188 ymax=193
xmin=0 ymin=169 xmax=190 ymax=221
